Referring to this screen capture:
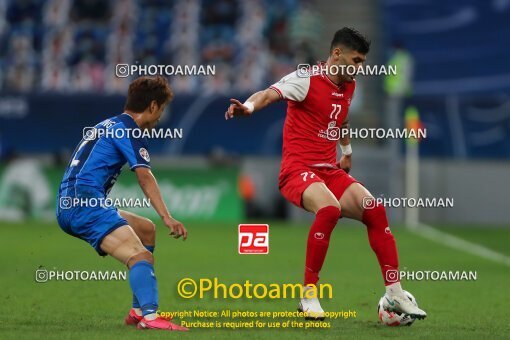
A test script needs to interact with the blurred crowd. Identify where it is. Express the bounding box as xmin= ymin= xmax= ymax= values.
xmin=0 ymin=0 xmax=322 ymax=94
